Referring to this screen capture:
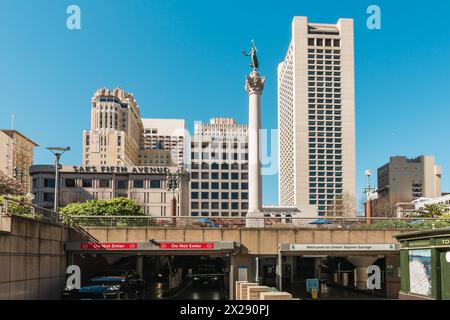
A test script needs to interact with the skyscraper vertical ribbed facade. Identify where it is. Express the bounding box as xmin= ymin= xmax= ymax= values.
xmin=278 ymin=16 xmax=356 ymax=216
